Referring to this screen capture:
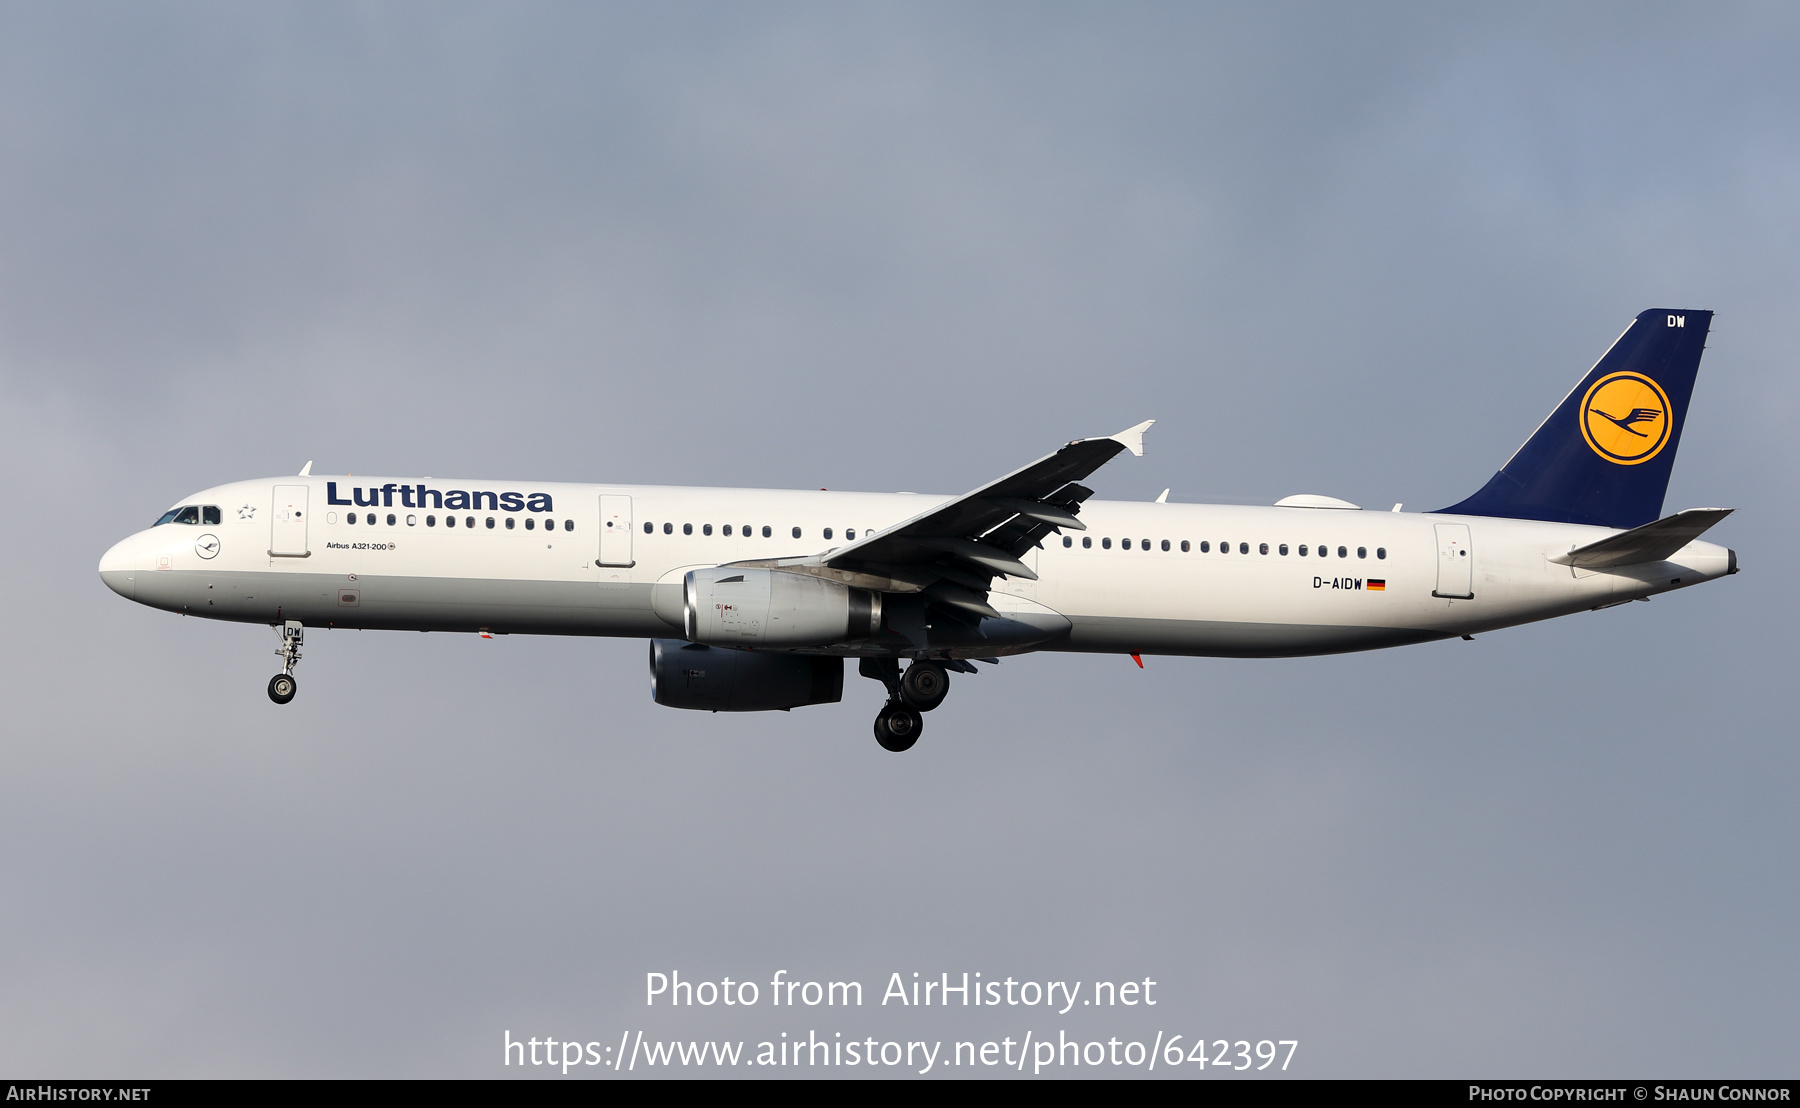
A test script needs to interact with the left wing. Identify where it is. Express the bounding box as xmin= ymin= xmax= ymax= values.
xmin=731 ymin=420 xmax=1152 ymax=622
